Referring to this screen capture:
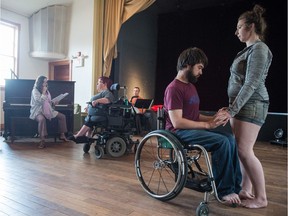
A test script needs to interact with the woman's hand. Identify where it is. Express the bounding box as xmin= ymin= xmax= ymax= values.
xmin=42 ymin=86 xmax=47 ymax=93
xmin=214 ymin=108 xmax=231 ymax=126
xmin=84 ymin=105 xmax=88 ymax=113
xmin=42 ymin=86 xmax=47 ymax=95
xmin=92 ymin=100 xmax=98 ymax=107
